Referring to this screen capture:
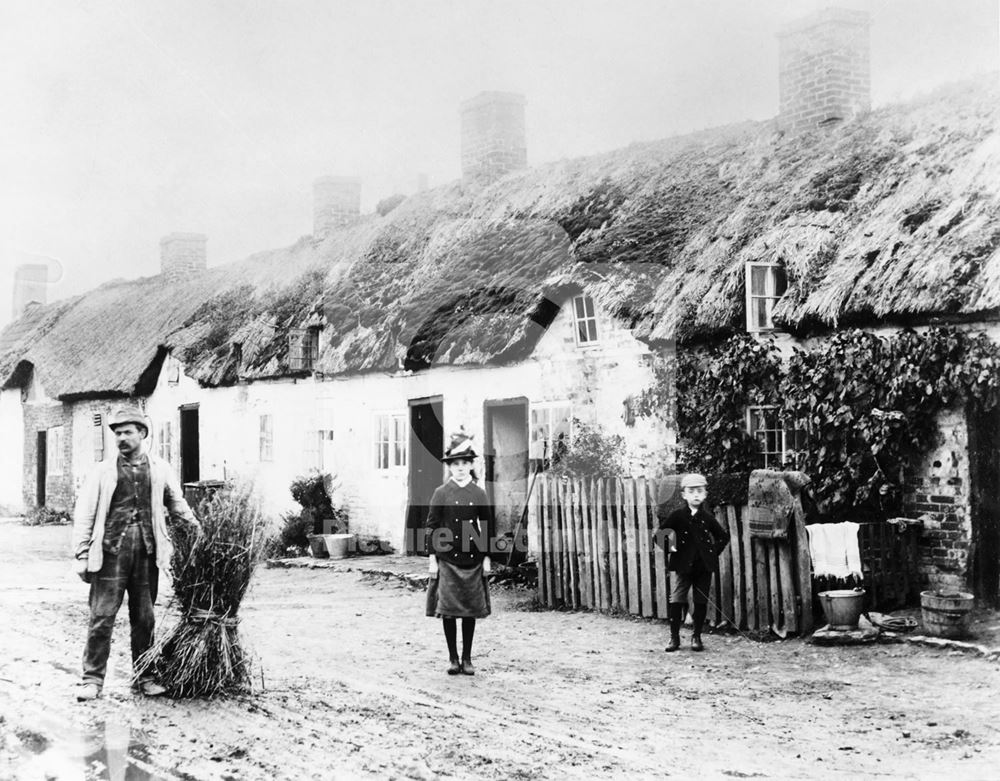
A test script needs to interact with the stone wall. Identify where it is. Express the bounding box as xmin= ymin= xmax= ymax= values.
xmin=902 ymin=407 xmax=971 ymax=593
